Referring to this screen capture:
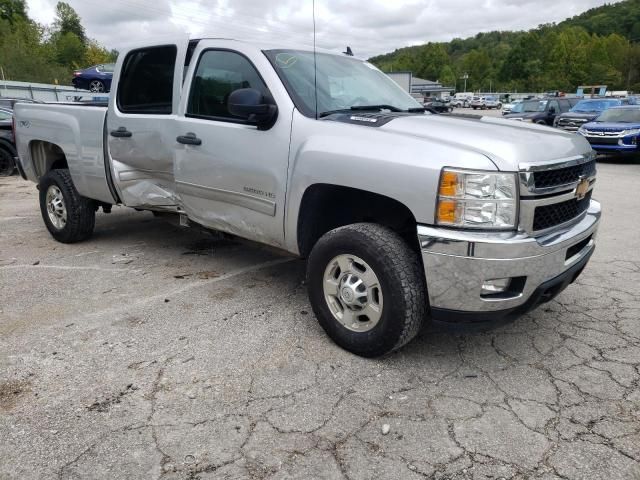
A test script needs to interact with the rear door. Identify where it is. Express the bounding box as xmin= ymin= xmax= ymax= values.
xmin=106 ymin=38 xmax=188 ymax=208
